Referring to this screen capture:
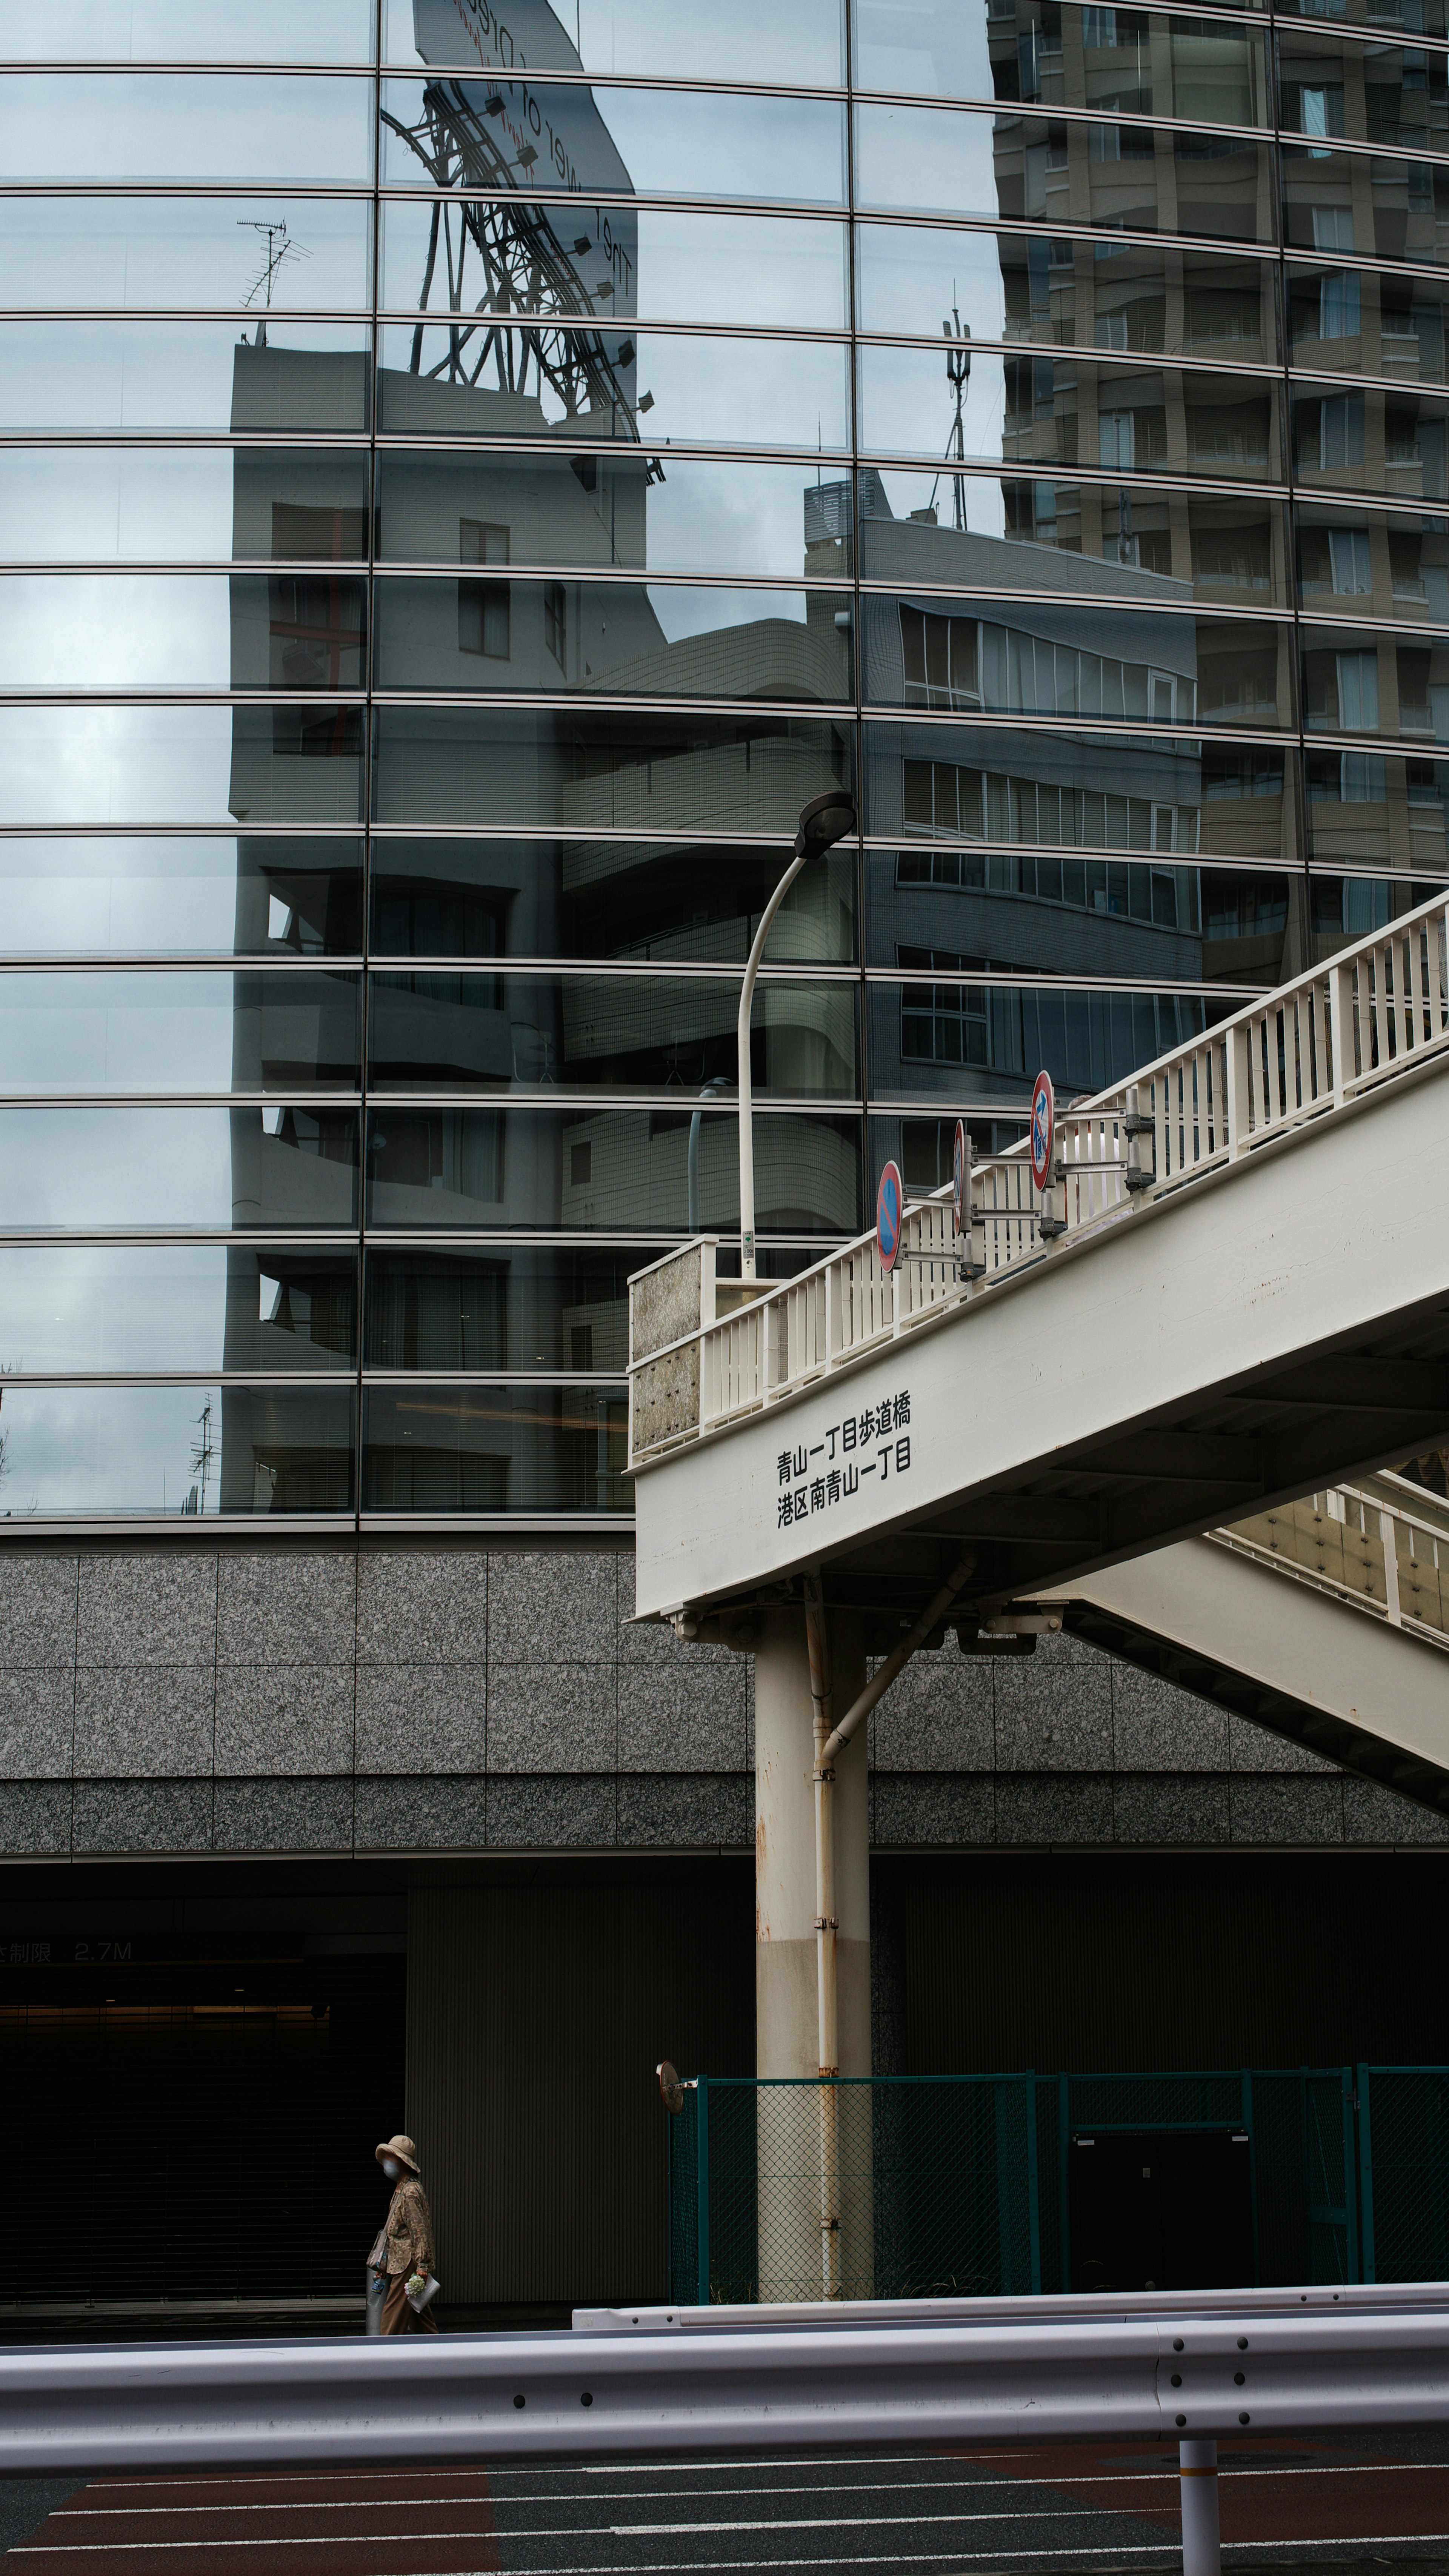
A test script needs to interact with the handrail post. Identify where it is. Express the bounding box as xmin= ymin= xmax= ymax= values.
xmin=1179 ymin=2441 xmax=1221 ymax=2576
